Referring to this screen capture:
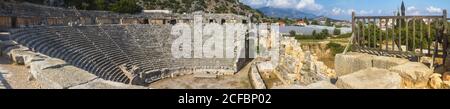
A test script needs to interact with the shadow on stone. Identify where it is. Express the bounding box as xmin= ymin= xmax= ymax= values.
xmin=0 ymin=72 xmax=12 ymax=89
